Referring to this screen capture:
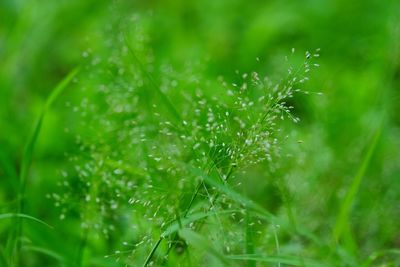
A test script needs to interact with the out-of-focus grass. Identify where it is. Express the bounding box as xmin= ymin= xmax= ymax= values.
xmin=1 ymin=0 xmax=400 ymax=266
